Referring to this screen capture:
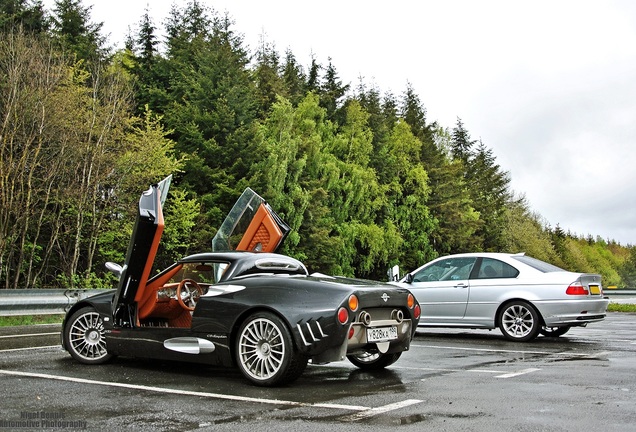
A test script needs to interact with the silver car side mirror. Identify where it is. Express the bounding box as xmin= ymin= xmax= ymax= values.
xmin=105 ymin=262 xmax=123 ymax=279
